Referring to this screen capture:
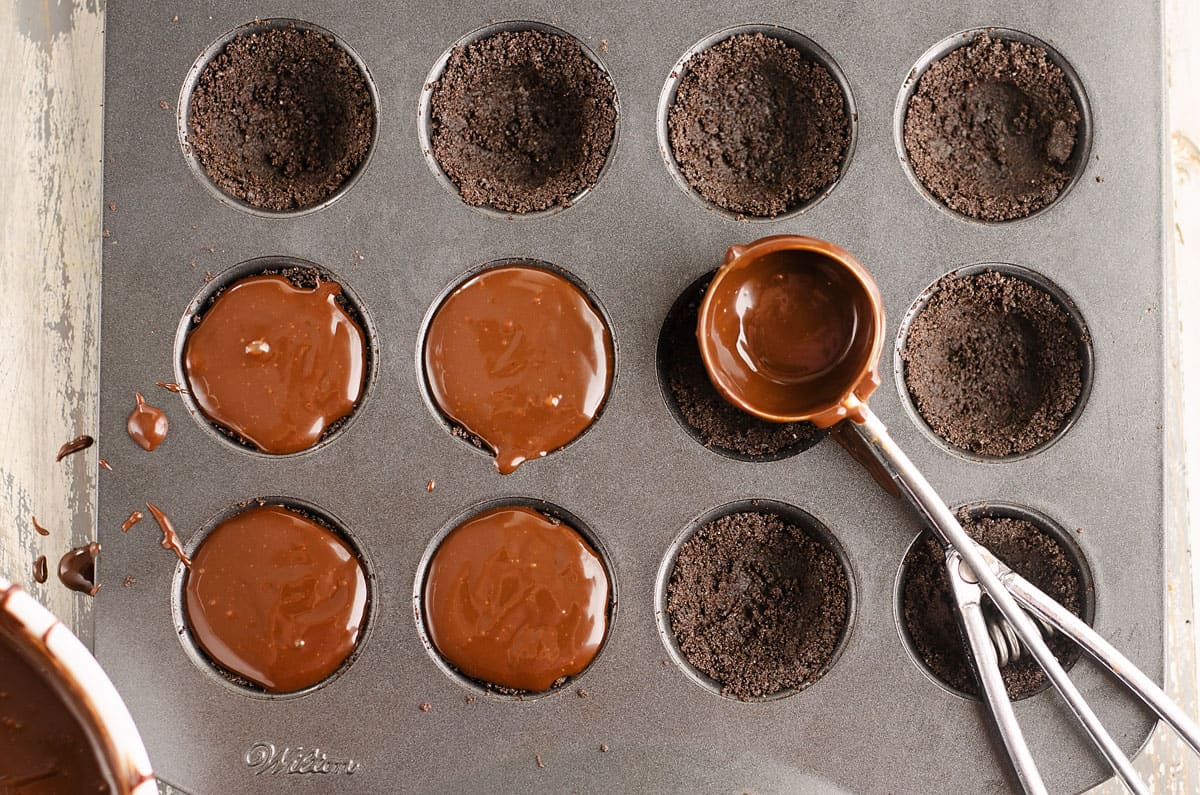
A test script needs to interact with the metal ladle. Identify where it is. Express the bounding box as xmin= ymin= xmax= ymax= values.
xmin=696 ymin=234 xmax=1200 ymax=795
